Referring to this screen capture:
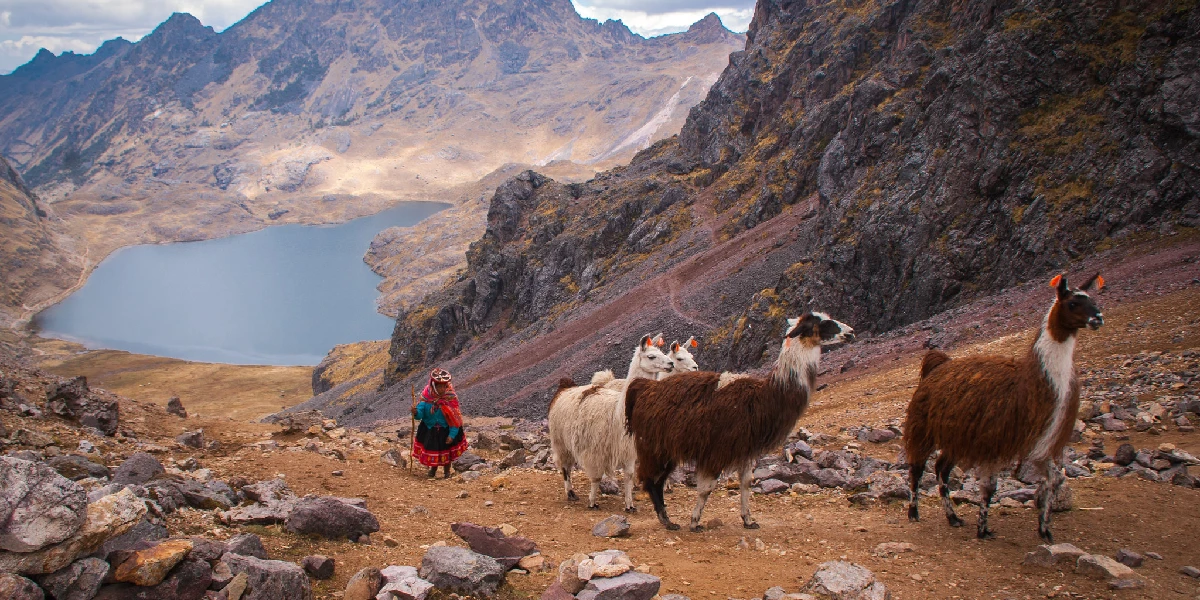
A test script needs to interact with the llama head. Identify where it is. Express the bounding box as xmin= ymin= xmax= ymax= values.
xmin=785 ymin=312 xmax=855 ymax=347
xmin=1049 ymin=273 xmax=1104 ymax=333
xmin=667 ymin=337 xmax=700 ymax=372
xmin=632 ymin=333 xmax=675 ymax=377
